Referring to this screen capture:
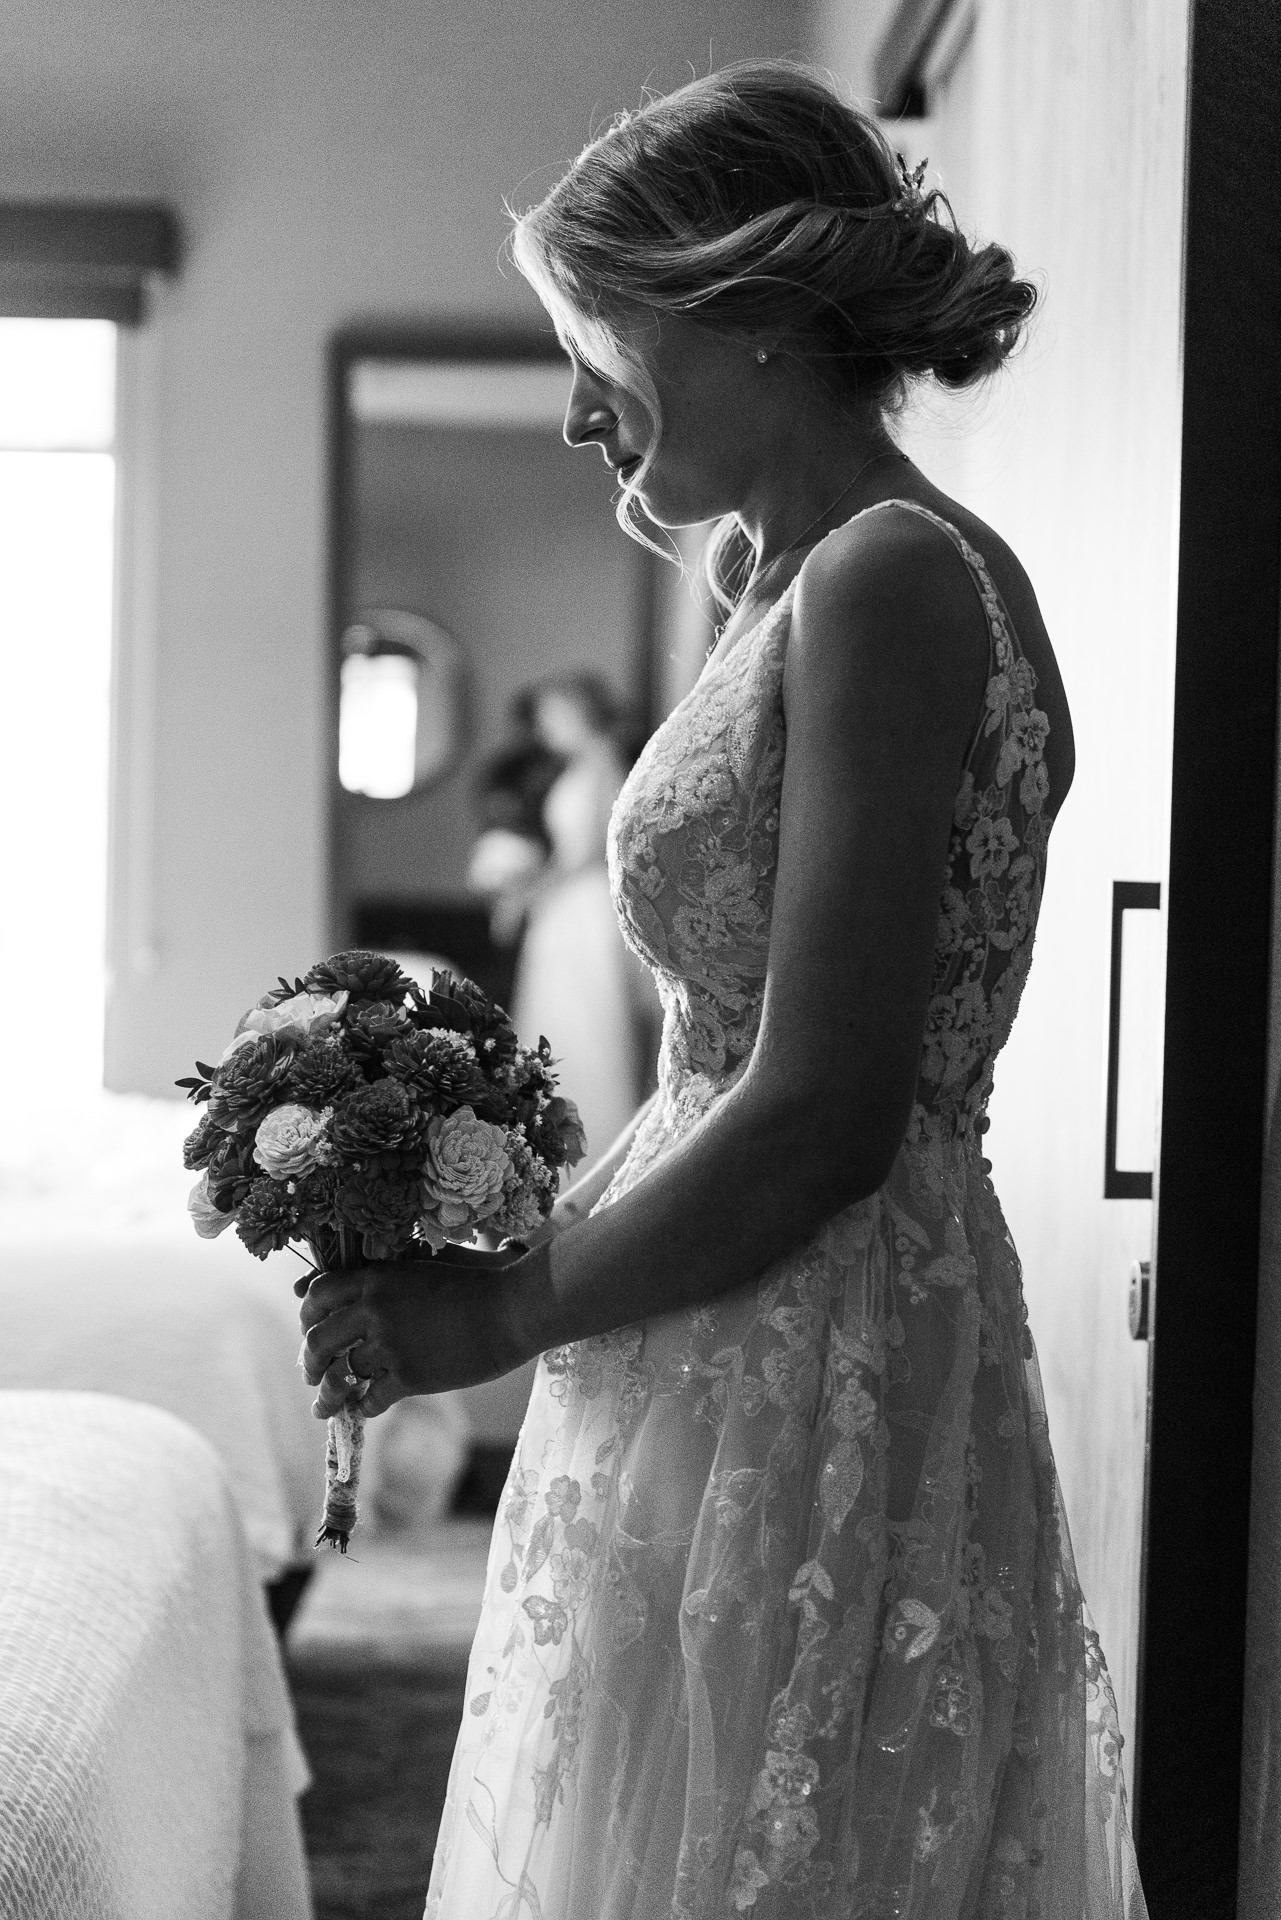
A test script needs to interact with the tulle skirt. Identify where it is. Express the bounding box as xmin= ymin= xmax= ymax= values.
xmin=426 ymin=1103 xmax=1146 ymax=1920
